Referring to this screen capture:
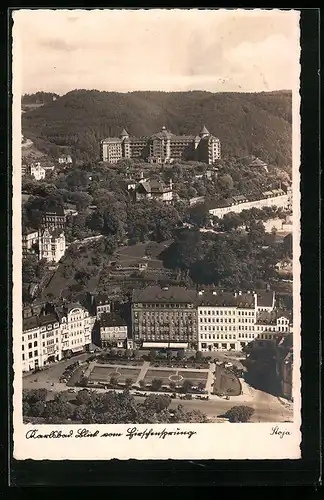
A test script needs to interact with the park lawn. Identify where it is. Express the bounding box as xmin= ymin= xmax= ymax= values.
xmin=213 ymin=366 xmax=241 ymax=396
xmin=88 ymin=365 xmax=141 ymax=385
xmin=143 ymin=368 xmax=208 ymax=389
